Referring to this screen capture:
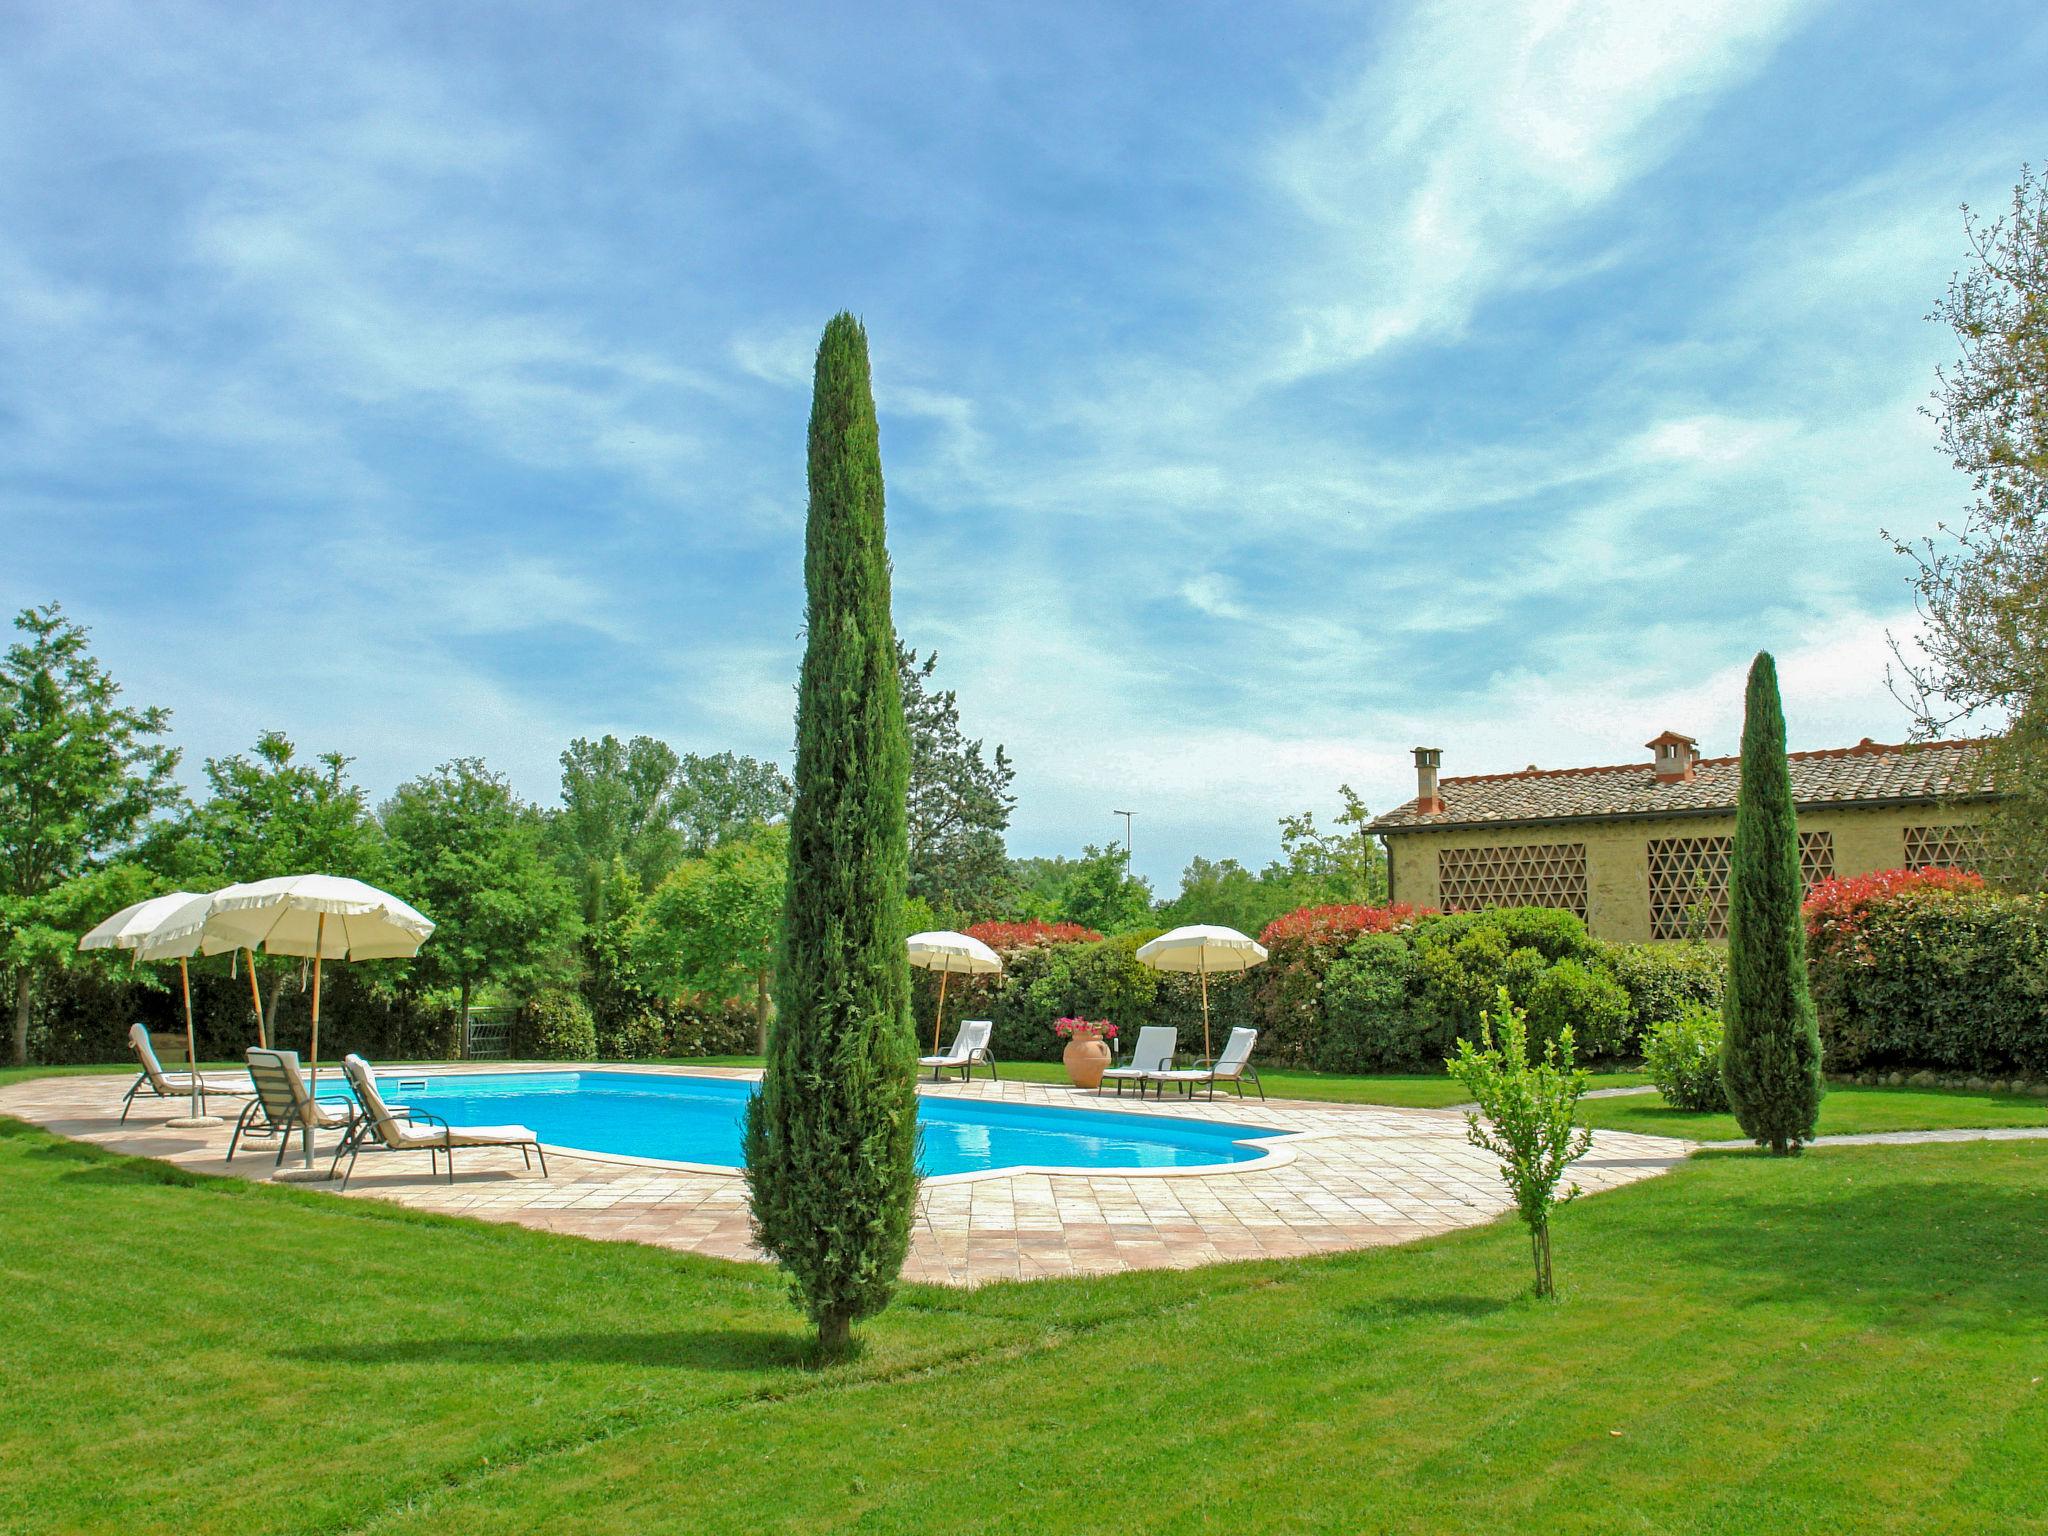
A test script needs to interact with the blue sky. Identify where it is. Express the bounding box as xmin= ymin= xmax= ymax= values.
xmin=4 ymin=1 xmax=2044 ymax=889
